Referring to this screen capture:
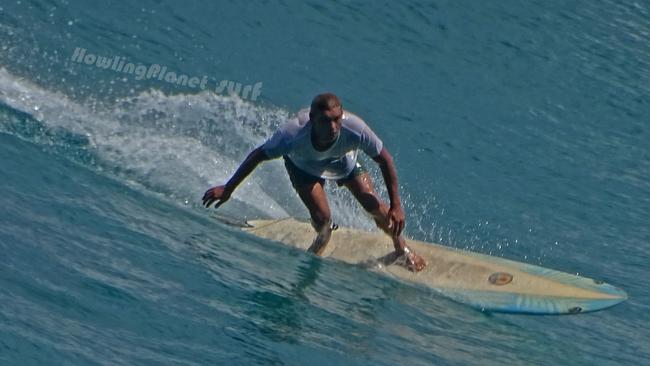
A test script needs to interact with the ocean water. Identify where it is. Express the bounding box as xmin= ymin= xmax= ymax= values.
xmin=1 ymin=0 xmax=648 ymax=365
